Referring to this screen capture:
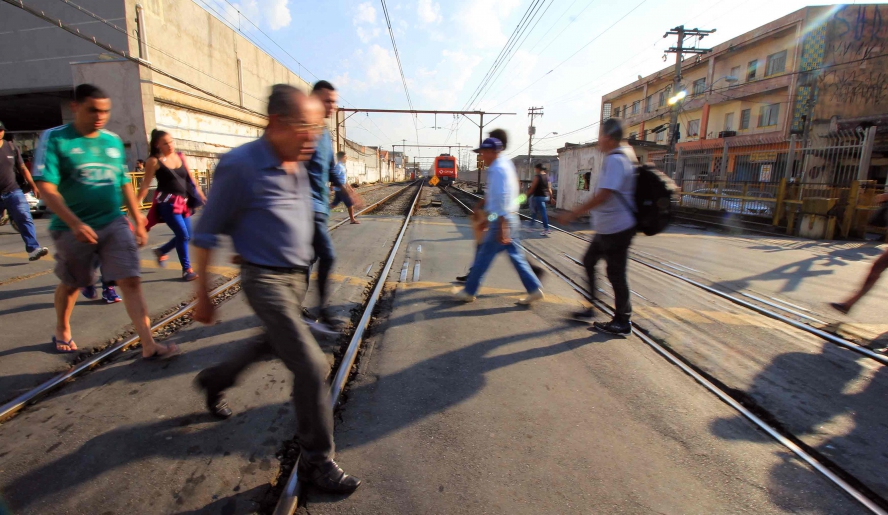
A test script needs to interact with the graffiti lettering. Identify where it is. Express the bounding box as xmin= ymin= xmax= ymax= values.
xmin=831 ymin=5 xmax=887 ymax=43
xmin=818 ymin=69 xmax=888 ymax=107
